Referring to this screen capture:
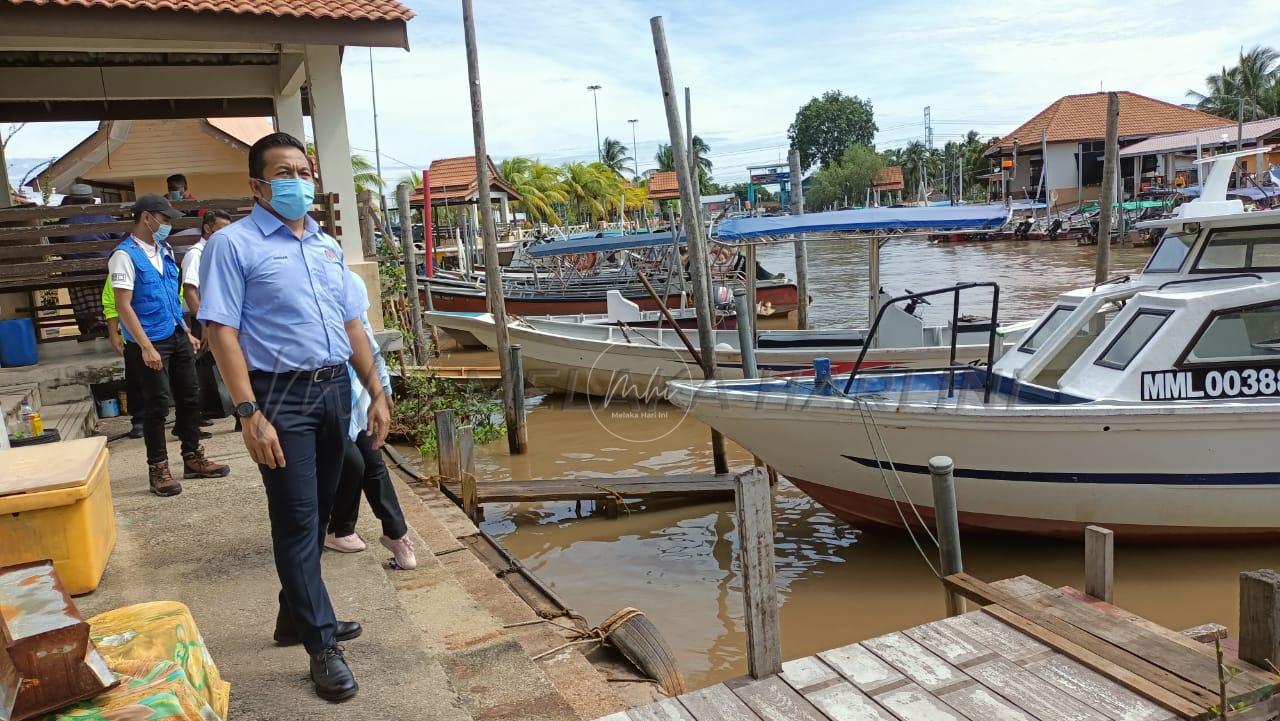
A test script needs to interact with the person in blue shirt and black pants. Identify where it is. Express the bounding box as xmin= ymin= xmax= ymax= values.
xmin=199 ymin=132 xmax=389 ymax=703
